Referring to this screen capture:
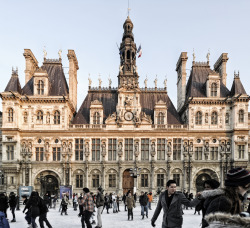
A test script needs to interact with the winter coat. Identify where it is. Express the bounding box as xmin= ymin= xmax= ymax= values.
xmin=205 ymin=212 xmax=250 ymax=228
xmin=126 ymin=196 xmax=135 ymax=209
xmin=96 ymin=192 xmax=104 ymax=208
xmin=148 ymin=194 xmax=153 ymax=203
xmin=43 ymin=195 xmax=50 ymax=204
xmin=24 ymin=195 xmax=41 ymax=218
xmin=0 ymin=211 xmax=10 ymax=228
xmin=8 ymin=194 xmax=17 ymax=208
xmin=139 ymin=194 xmax=148 ymax=206
xmin=39 ymin=199 xmax=48 ymax=215
xmin=151 ymin=190 xmax=200 ymax=228
xmin=0 ymin=194 xmax=8 ymax=212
